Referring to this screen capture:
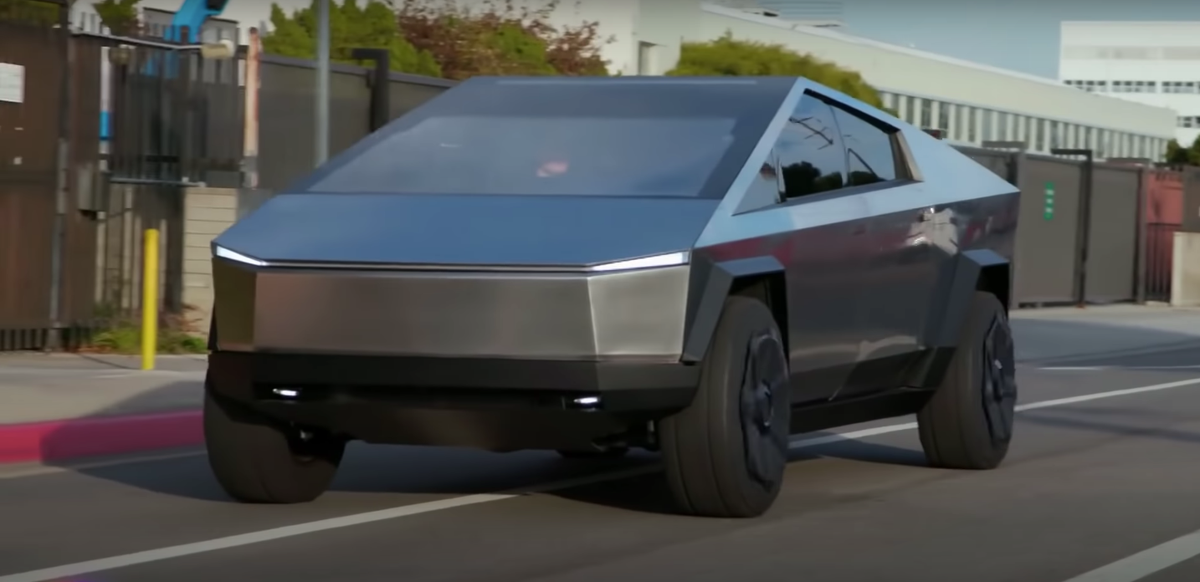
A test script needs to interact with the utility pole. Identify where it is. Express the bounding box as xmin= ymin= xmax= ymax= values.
xmin=315 ymin=0 xmax=330 ymax=167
